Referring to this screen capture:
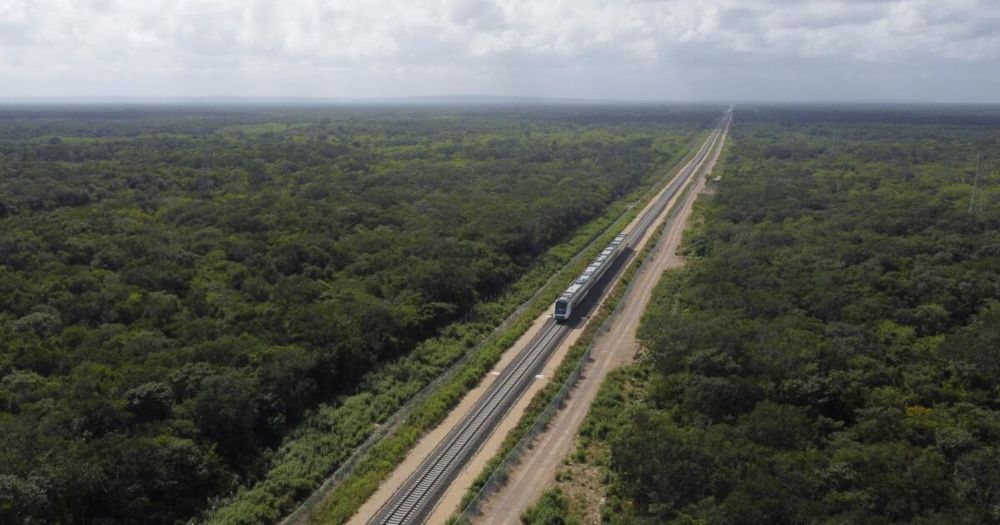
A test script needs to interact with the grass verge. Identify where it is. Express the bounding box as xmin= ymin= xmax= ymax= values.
xmin=447 ymin=147 xmax=707 ymax=523
xmin=308 ymin=132 xmax=710 ymax=525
